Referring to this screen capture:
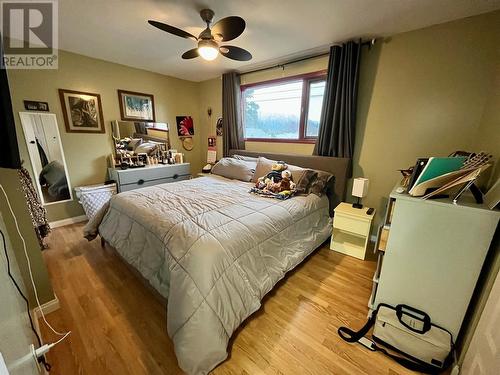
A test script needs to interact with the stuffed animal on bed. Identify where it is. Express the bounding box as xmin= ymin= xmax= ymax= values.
xmin=268 ymin=169 xmax=296 ymax=194
xmin=255 ymin=161 xmax=288 ymax=189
